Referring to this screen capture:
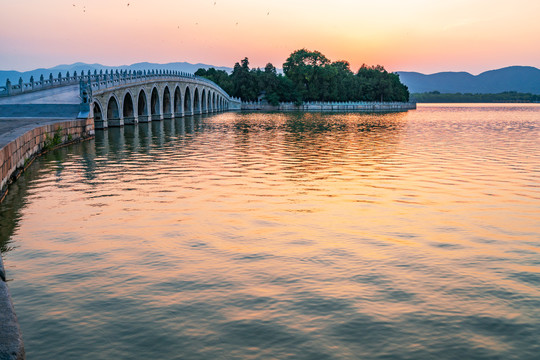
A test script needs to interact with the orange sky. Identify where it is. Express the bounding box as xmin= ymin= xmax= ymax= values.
xmin=0 ymin=0 xmax=538 ymax=73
